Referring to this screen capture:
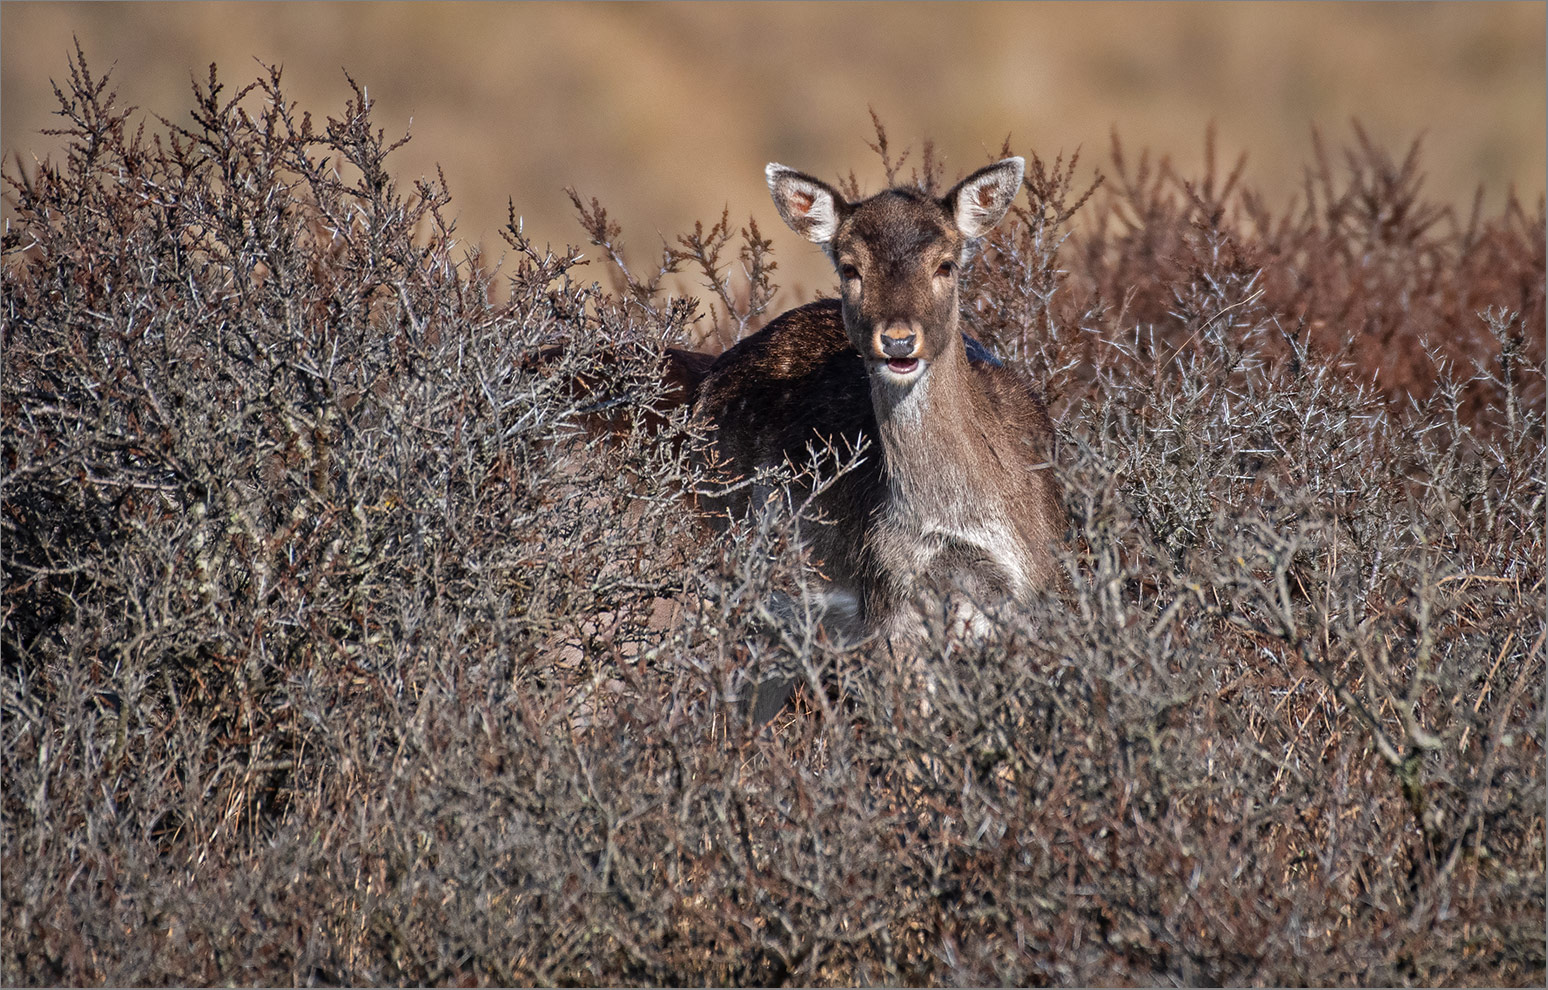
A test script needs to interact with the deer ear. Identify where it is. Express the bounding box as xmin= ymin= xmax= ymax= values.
xmin=947 ymin=157 xmax=1024 ymax=239
xmin=766 ymin=164 xmax=844 ymax=243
